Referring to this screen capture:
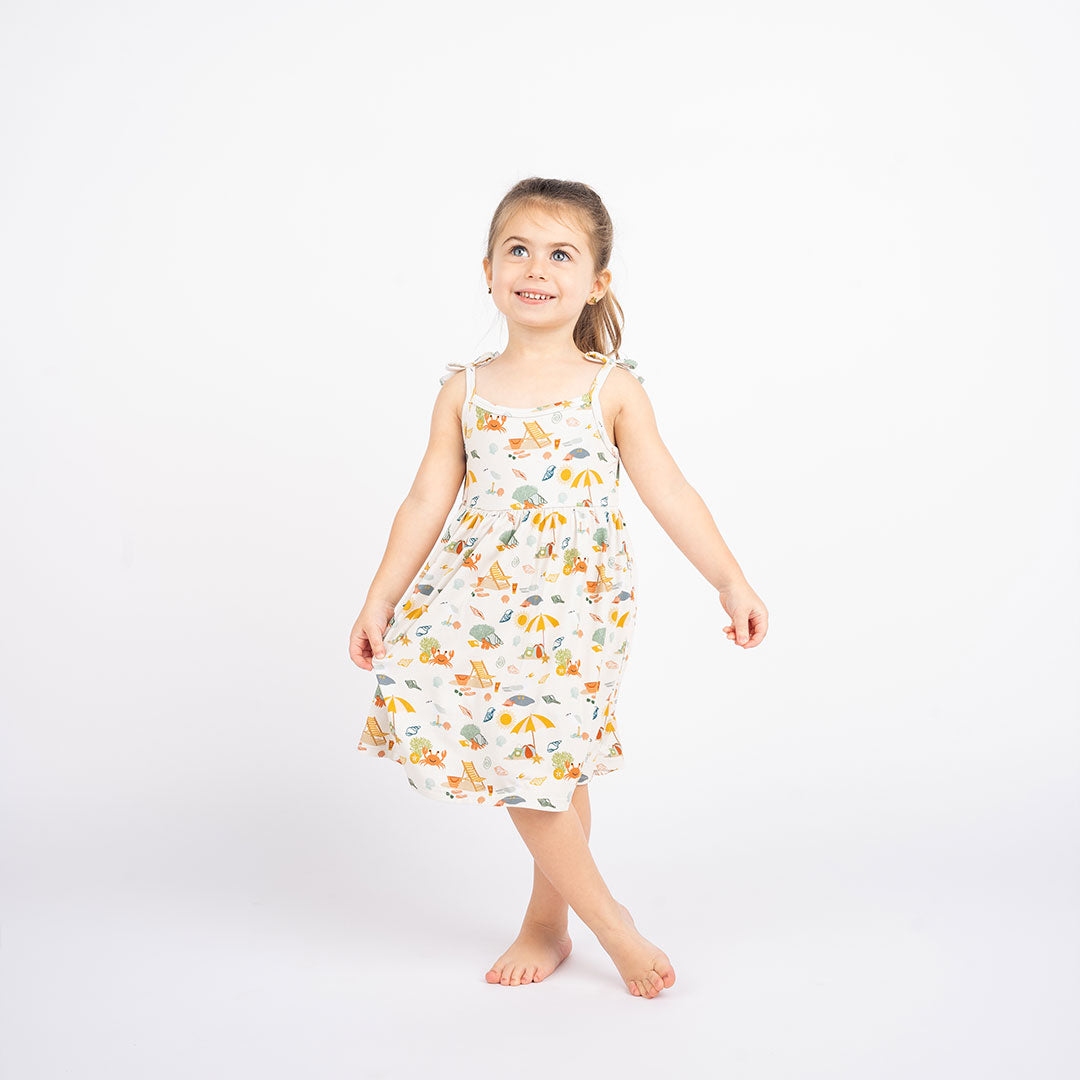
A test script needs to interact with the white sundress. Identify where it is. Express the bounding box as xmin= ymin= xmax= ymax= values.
xmin=359 ymin=350 xmax=643 ymax=811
